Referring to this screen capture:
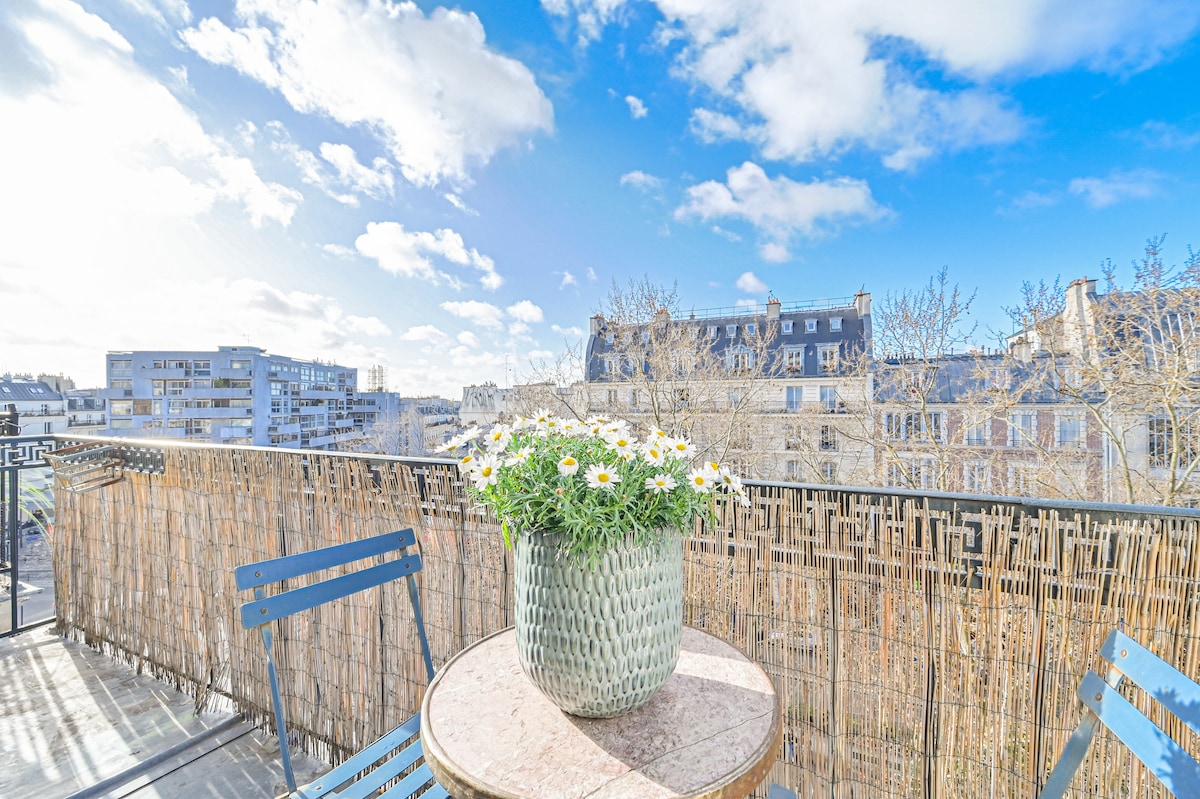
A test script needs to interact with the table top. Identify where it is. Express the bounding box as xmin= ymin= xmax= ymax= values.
xmin=420 ymin=626 xmax=782 ymax=799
